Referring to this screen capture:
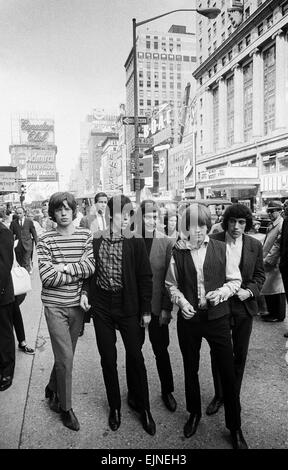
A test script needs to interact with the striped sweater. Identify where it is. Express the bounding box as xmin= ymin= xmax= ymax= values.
xmin=36 ymin=227 xmax=95 ymax=307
